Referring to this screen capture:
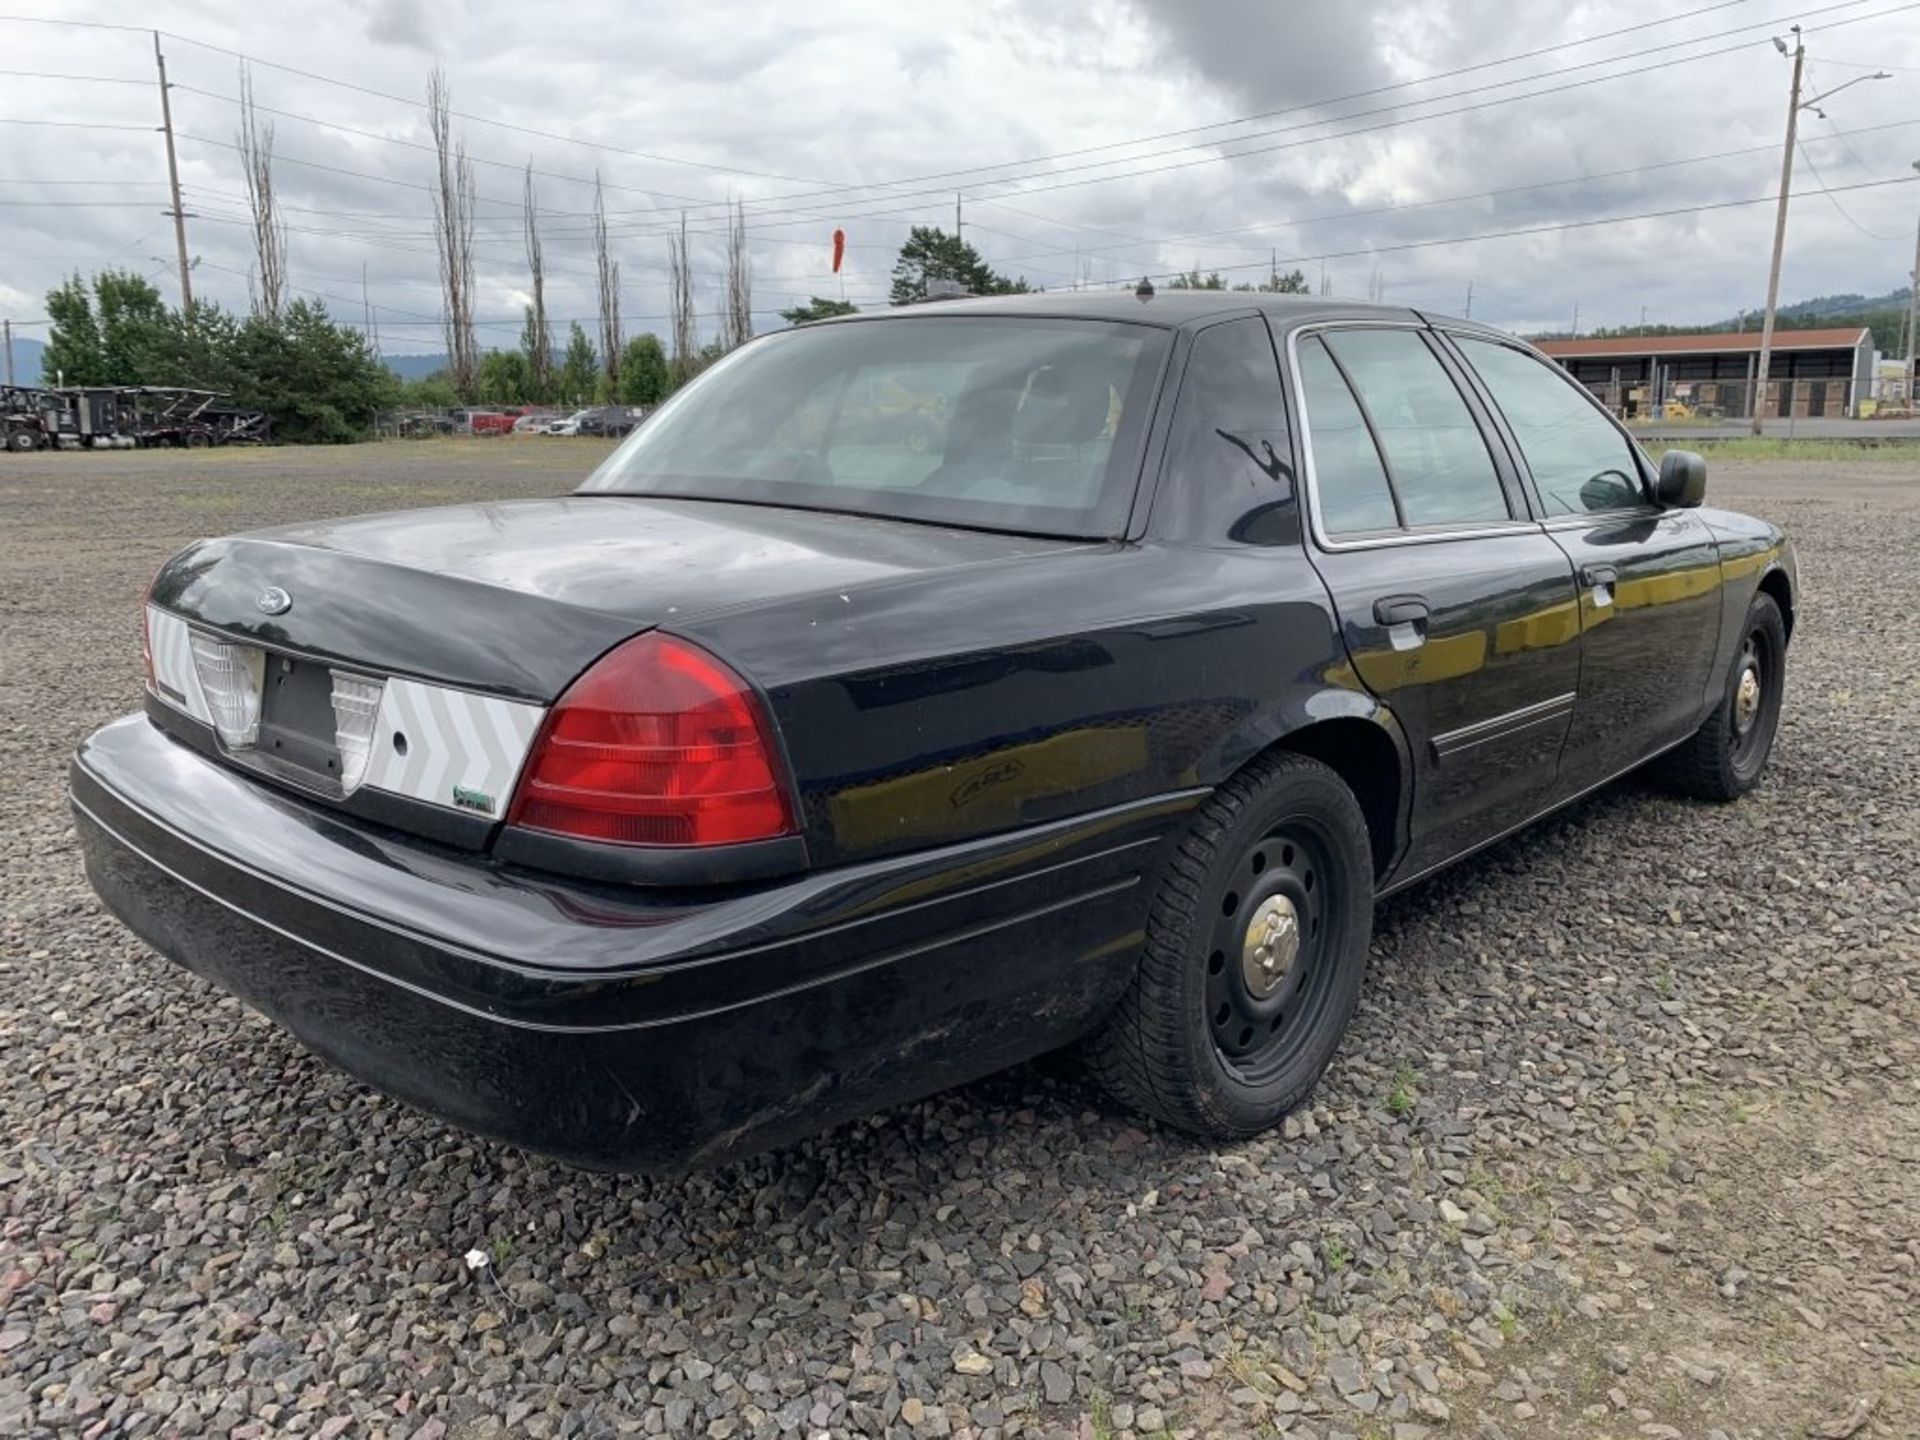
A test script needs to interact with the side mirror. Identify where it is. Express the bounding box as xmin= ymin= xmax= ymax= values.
xmin=1656 ymin=449 xmax=1707 ymax=508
